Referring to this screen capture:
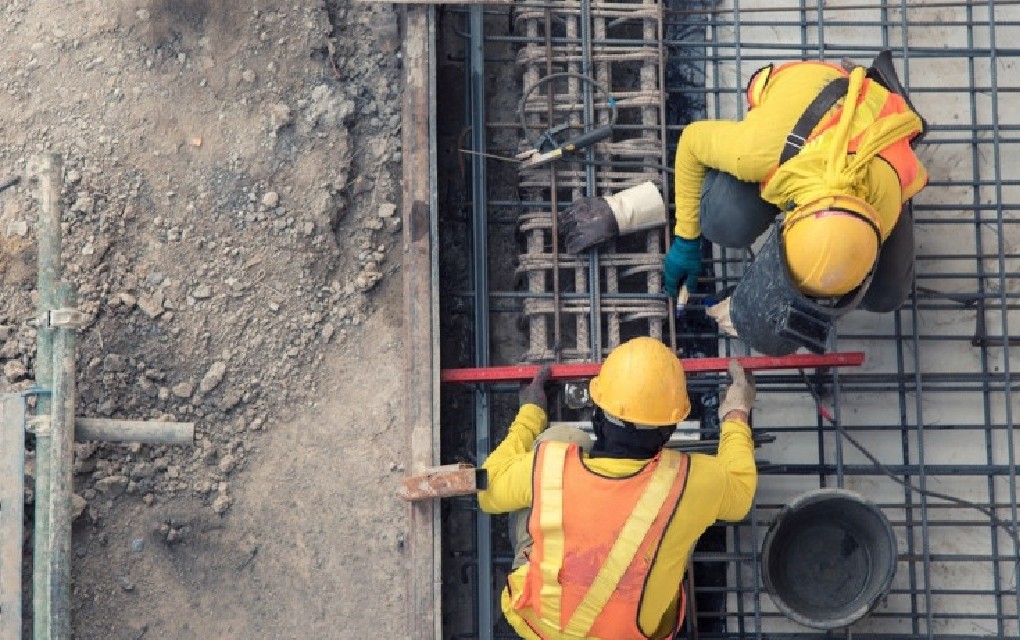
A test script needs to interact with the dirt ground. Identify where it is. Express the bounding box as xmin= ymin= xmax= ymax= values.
xmin=1 ymin=1 xmax=410 ymax=637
